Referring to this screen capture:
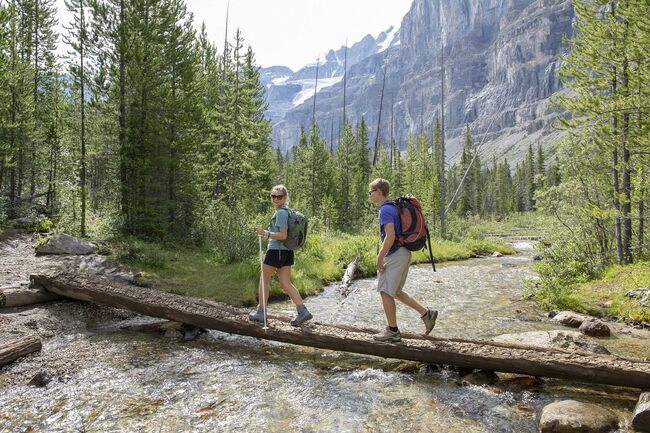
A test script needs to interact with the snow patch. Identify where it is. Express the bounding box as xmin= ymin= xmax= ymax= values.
xmin=292 ymin=76 xmax=344 ymax=107
xmin=271 ymin=76 xmax=290 ymax=85
xmin=377 ymin=26 xmax=399 ymax=52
